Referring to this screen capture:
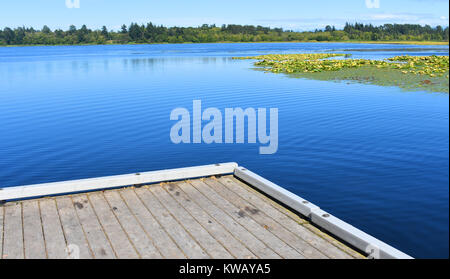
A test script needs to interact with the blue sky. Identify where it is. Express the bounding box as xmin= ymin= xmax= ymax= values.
xmin=0 ymin=0 xmax=448 ymax=31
